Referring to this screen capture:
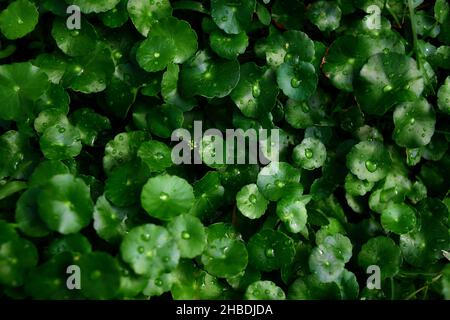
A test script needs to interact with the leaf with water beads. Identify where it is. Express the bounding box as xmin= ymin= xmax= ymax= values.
xmin=99 ymin=0 xmax=129 ymax=28
xmin=103 ymin=131 xmax=149 ymax=175
xmin=136 ymin=17 xmax=198 ymax=72
xmin=288 ymin=274 xmax=341 ymax=300
xmin=236 ymin=184 xmax=269 ymax=220
xmin=211 ymin=0 xmax=256 ymax=35
xmin=201 ymin=223 xmax=248 ymax=278
xmin=354 ymin=52 xmax=424 ymax=115
xmin=307 ymin=0 xmax=342 ymax=32
xmin=141 ymin=174 xmax=195 ymax=221
xmin=189 ymin=171 xmax=225 ymax=220
xmin=256 ymin=162 xmax=301 ymax=202
xmin=137 ymin=140 xmax=173 ymax=173
xmin=277 ymin=61 xmax=317 ymax=101
xmin=308 ymin=234 xmax=352 ymax=283
xmin=15 ymin=187 xmax=50 ymax=238
xmin=393 ymin=98 xmax=436 ymax=149
xmin=161 ymin=63 xmax=196 ymax=112
xmin=437 ymin=76 xmax=450 ymax=114
xmin=323 ymin=34 xmax=405 ymax=92
xmin=230 ymin=62 xmax=279 ymax=119
xmin=381 ymin=203 xmax=417 ymax=234
xmin=39 ymin=122 xmax=82 ymax=161
xmin=346 ymin=141 xmax=391 ymax=182
xmin=34 ymin=108 xmax=68 ymax=135
xmin=79 ymin=252 xmax=121 ymax=299
xmin=276 ymin=192 xmax=310 ymax=234
xmin=70 ymin=108 xmax=111 ymax=147
xmin=142 ymin=272 xmax=176 ymax=297
xmin=244 ymin=280 xmax=286 ymax=300
xmin=210 ymin=30 xmax=249 ymax=60
xmin=46 ymin=234 xmax=92 ymax=257
xmin=0 ymin=0 xmax=39 ymax=40
xmin=51 ymin=18 xmax=97 ymax=57
xmin=68 ymin=0 xmax=121 ymax=13
xmin=168 ymin=214 xmax=206 ymax=259
xmin=120 ymin=224 xmax=180 ymax=277
xmin=292 ymin=137 xmax=327 ymax=170
xmin=180 ymin=50 xmax=240 ymax=99
xmin=358 ymin=236 xmax=402 ymax=279
xmin=344 ymin=173 xmax=375 ymax=197
xmin=247 ymin=229 xmax=296 ymax=272
xmin=127 ymin=0 xmax=172 ymax=37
